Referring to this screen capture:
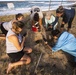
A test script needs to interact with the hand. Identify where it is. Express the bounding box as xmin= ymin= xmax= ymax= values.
xmin=45 ymin=41 xmax=48 ymax=45
xmin=48 ymin=25 xmax=52 ymax=28
xmin=23 ymin=32 xmax=27 ymax=37
xmin=61 ymin=24 xmax=64 ymax=28
xmin=22 ymin=36 xmax=26 ymax=41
